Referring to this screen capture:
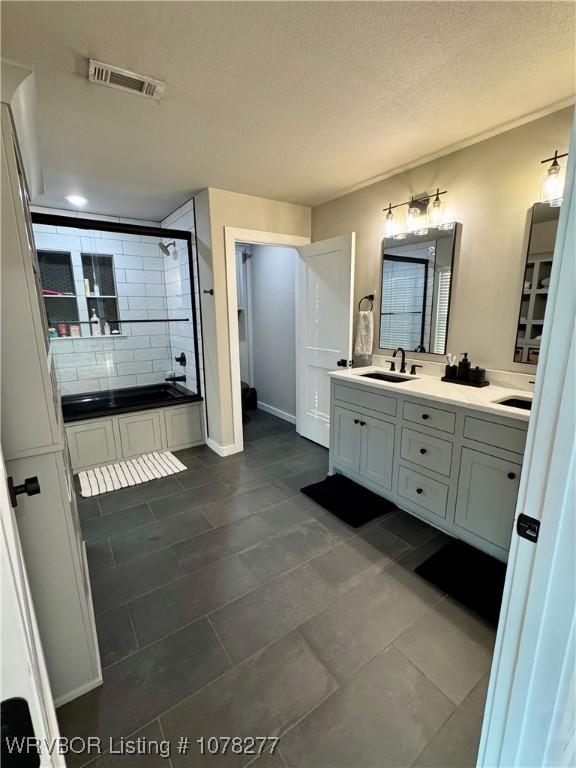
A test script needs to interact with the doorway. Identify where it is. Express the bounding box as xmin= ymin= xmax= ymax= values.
xmin=236 ymin=242 xmax=299 ymax=430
